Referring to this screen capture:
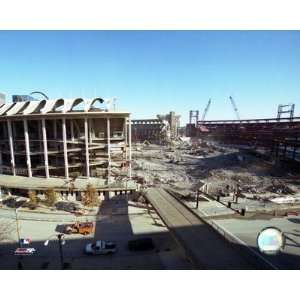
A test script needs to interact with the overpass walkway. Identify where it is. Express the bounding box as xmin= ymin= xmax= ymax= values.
xmin=145 ymin=188 xmax=262 ymax=269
